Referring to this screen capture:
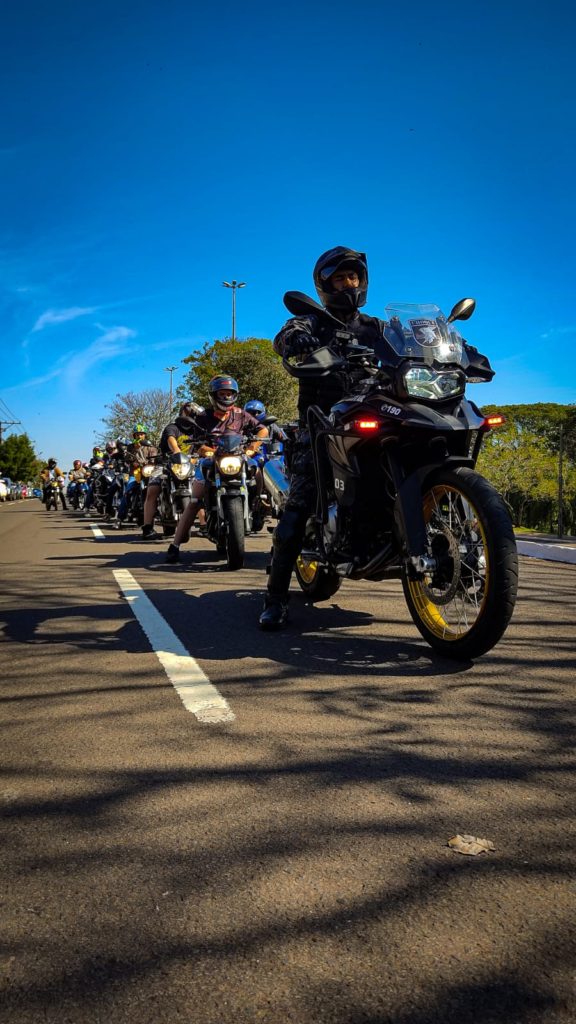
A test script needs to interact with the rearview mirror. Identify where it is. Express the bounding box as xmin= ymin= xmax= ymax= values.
xmin=447 ymin=297 xmax=476 ymax=323
xmin=283 ymin=290 xmax=346 ymax=328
